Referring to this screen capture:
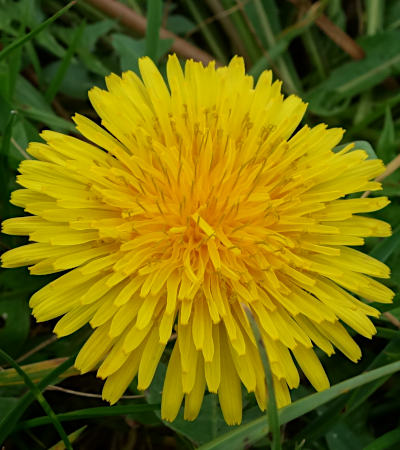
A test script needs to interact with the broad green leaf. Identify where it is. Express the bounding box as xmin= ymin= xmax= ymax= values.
xmin=14 ymin=75 xmax=52 ymax=112
xmin=20 ymin=107 xmax=75 ymax=133
xmin=112 ymin=34 xmax=172 ymax=73
xmin=307 ymin=30 xmax=400 ymax=114
xmin=159 ymin=395 xmax=230 ymax=446
xmin=45 ymin=21 xmax=86 ymax=103
xmin=7 ymin=118 xmax=32 ymax=169
xmin=0 ymin=62 xmax=11 ymax=110
xmin=81 ymin=19 xmax=115 ymax=52
xmin=112 ymin=35 xmax=146 ymax=73
xmin=333 ymin=140 xmax=377 ymax=159
xmin=326 ymin=422 xmax=368 ymax=450
xmin=167 ymin=14 xmax=196 ymax=34
xmin=43 ymin=61 xmax=94 ymax=100
xmin=0 ymin=298 xmax=30 ymax=356
xmin=78 ymin=48 xmax=110 ymax=77
xmin=35 ymin=29 xmax=66 ymax=58
xmin=0 ymin=110 xmax=17 ymax=214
